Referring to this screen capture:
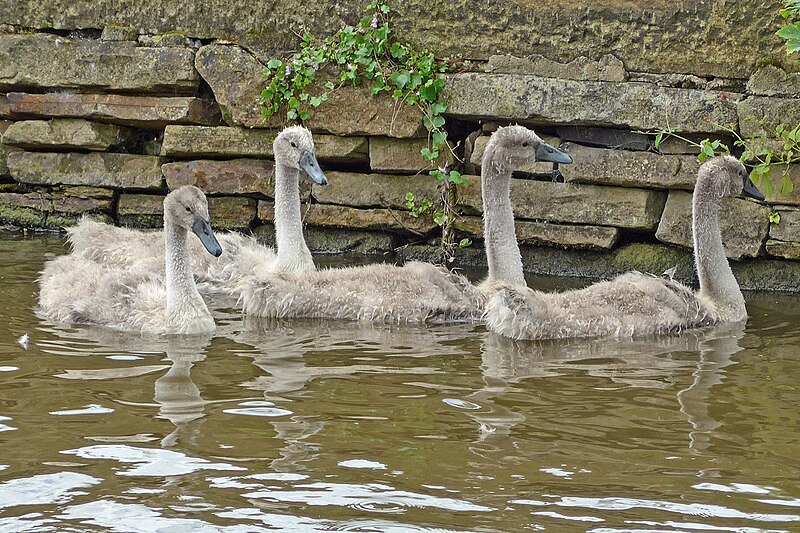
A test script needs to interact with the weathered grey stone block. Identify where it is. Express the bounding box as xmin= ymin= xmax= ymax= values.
xmin=457 ymin=177 xmax=666 ymax=229
xmin=259 ymin=201 xmax=437 ymax=234
xmin=748 ymin=65 xmax=800 ymax=98
xmin=0 ymin=120 xmax=19 ymax=178
xmin=655 ymin=191 xmax=769 ymax=259
xmin=2 ymin=119 xmax=129 ymax=151
xmin=0 ymin=34 xmax=198 ymax=93
xmin=555 ymin=126 xmax=649 ymax=150
xmin=765 ymin=240 xmax=800 ymax=260
xmin=100 ymin=25 xmax=139 ymax=41
xmin=768 ymin=207 xmax=800 ymax=242
xmin=312 ymin=171 xmax=440 ymax=211
xmin=252 ymin=223 xmax=395 ymax=255
xmin=455 ymin=215 xmax=619 ymax=250
xmin=163 ymin=159 xmax=274 ymax=196
xmin=369 ymin=137 xmax=453 ymax=173
xmin=6 ymin=92 xmax=221 ymax=129
xmin=738 ymin=96 xmax=800 ymax=149
xmin=561 ymin=144 xmax=700 ymax=190
xmin=8 ymin=151 xmax=163 ymax=190
xmin=208 ymin=196 xmax=257 ymax=230
xmin=0 ymin=187 xmax=113 ymax=228
xmin=485 ymin=54 xmax=626 ymax=82
xmin=196 ymin=43 xmax=424 ymax=136
xmin=445 ymin=73 xmax=741 ymax=133
xmin=117 ymin=193 xmax=164 ymax=228
xmin=161 ymin=125 xmax=369 ymax=163
xmin=0 ymin=95 xmax=9 ymax=118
